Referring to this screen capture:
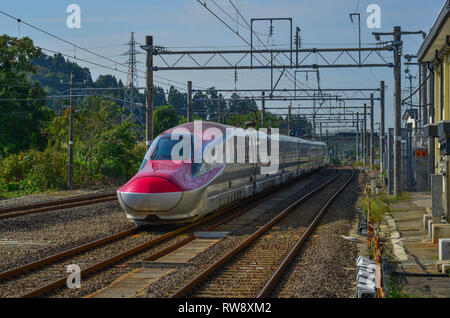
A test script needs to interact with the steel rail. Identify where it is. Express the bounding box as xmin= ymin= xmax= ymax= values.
xmin=0 ymin=196 xmax=117 ymax=220
xmin=0 ymin=193 xmax=116 ymax=214
xmin=169 ymin=171 xmax=342 ymax=298
xmin=143 ymin=172 xmax=315 ymax=262
xmin=0 ymin=227 xmax=139 ymax=281
xmin=18 ymin=170 xmax=322 ymax=298
xmin=257 ymin=169 xmax=355 ymax=297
